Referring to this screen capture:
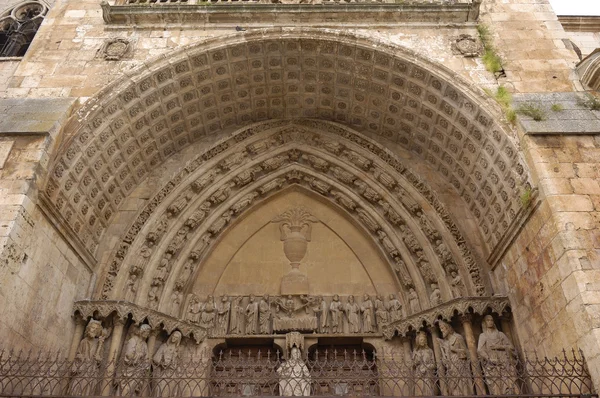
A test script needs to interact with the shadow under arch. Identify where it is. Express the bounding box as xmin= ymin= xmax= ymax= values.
xmin=41 ymin=27 xmax=533 ymax=267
